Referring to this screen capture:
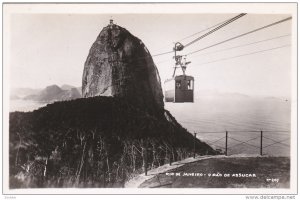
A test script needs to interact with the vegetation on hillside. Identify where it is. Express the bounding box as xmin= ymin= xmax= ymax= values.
xmin=9 ymin=96 xmax=216 ymax=188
